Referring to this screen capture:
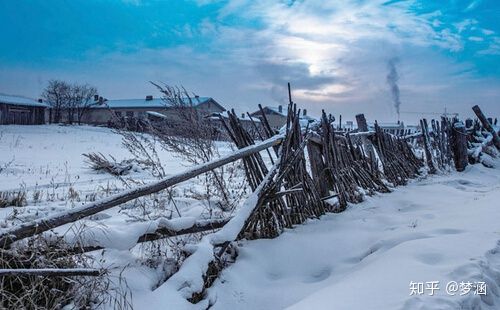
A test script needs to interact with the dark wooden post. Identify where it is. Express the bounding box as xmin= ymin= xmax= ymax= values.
xmin=356 ymin=114 xmax=368 ymax=132
xmin=306 ymin=140 xmax=329 ymax=198
xmin=420 ymin=119 xmax=437 ymax=174
xmin=472 ymin=105 xmax=500 ymax=150
xmin=450 ymin=121 xmax=468 ymax=172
